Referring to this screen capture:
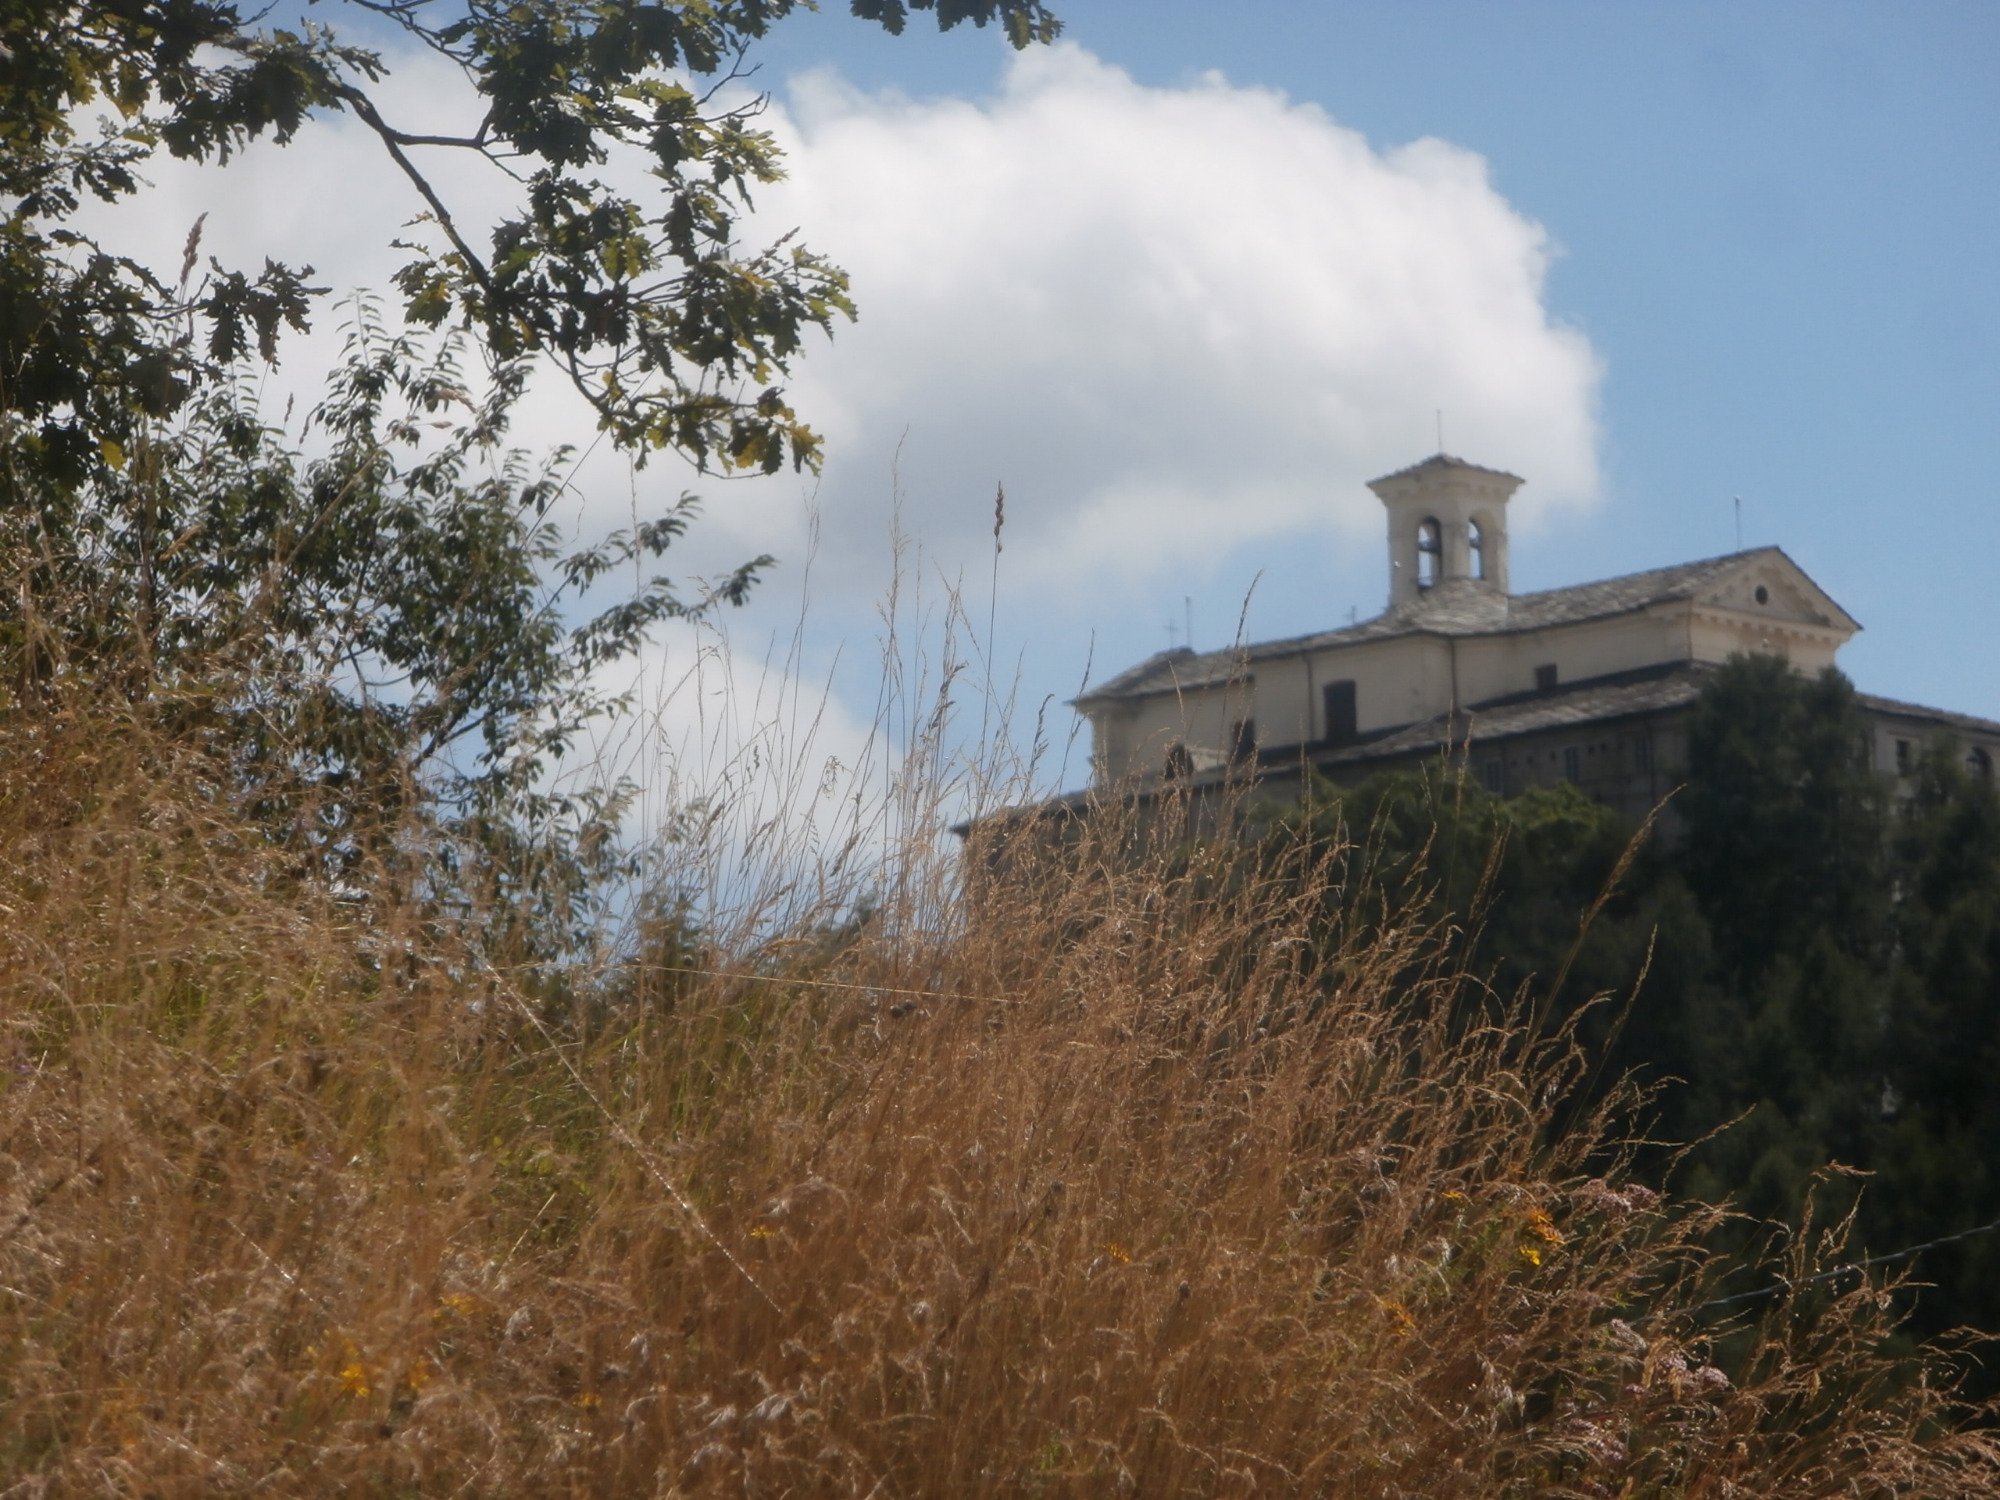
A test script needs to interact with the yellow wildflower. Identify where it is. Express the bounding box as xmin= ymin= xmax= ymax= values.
xmin=1379 ymin=1298 xmax=1417 ymax=1336
xmin=1518 ymin=1244 xmax=1542 ymax=1269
